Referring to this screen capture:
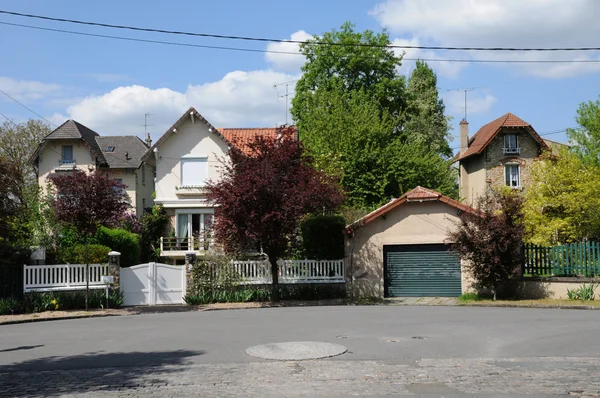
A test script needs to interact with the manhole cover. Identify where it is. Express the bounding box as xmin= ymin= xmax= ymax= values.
xmin=245 ymin=341 xmax=347 ymax=361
